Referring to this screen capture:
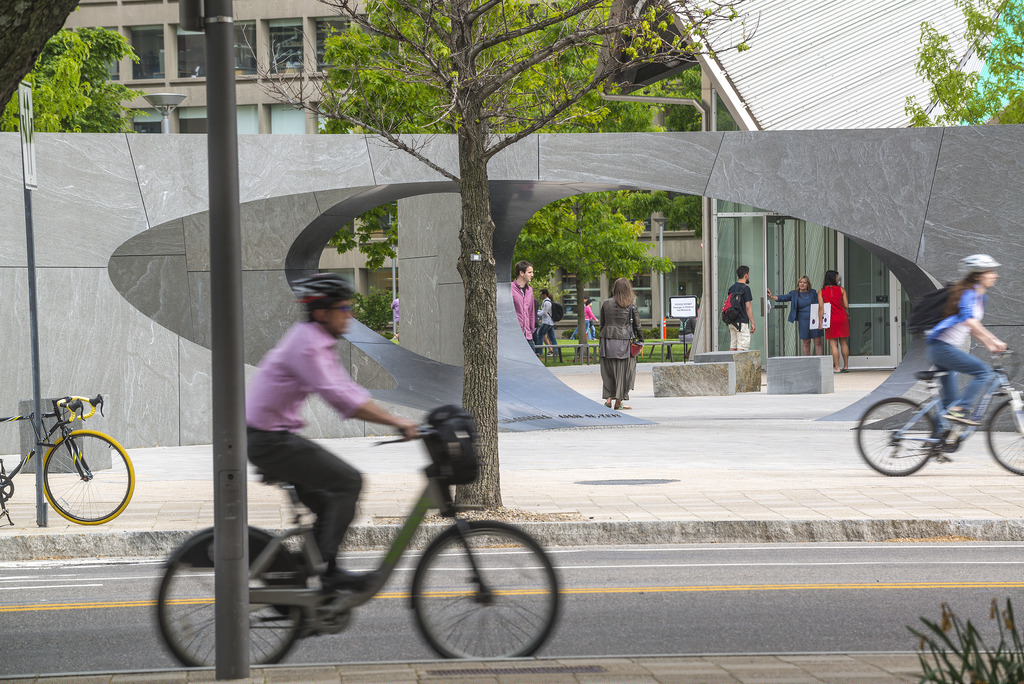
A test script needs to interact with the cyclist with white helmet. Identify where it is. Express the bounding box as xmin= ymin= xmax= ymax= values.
xmin=926 ymin=254 xmax=1007 ymax=425
xmin=246 ymin=273 xmax=419 ymax=591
